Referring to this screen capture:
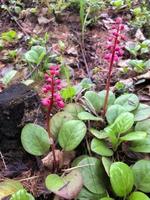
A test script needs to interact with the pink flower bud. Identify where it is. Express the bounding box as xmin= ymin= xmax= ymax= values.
xmin=120 ymin=24 xmax=125 ymax=30
xmin=47 ymin=77 xmax=52 ymax=82
xmin=41 ymin=98 xmax=51 ymax=107
xmin=45 ymin=85 xmax=51 ymax=90
xmin=55 ymin=79 xmax=61 ymax=84
xmin=57 ymin=85 xmax=62 ymax=90
xmin=44 ymin=74 xmax=49 ymax=79
xmin=57 ymin=101 xmax=65 ymax=108
xmin=120 ymin=35 xmax=127 ymax=41
xmin=104 ymin=53 xmax=111 ymax=61
xmin=116 ymin=17 xmax=122 ymax=24
xmin=113 ymin=31 xmax=119 ymax=37
xmin=55 ymin=94 xmax=62 ymax=101
xmin=42 ymin=87 xmax=48 ymax=93
xmin=114 ymin=55 xmax=119 ymax=62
